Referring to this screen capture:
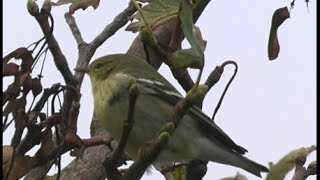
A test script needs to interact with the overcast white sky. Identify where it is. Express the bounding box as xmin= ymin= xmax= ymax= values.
xmin=3 ymin=0 xmax=316 ymax=180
